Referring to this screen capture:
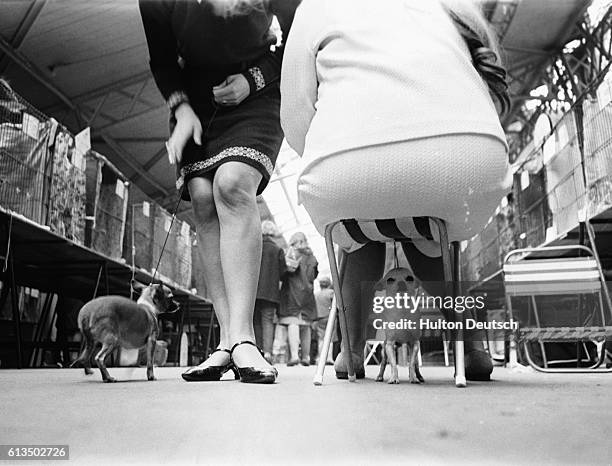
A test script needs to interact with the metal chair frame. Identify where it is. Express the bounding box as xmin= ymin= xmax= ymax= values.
xmin=504 ymin=244 xmax=612 ymax=373
xmin=313 ymin=218 xmax=467 ymax=387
